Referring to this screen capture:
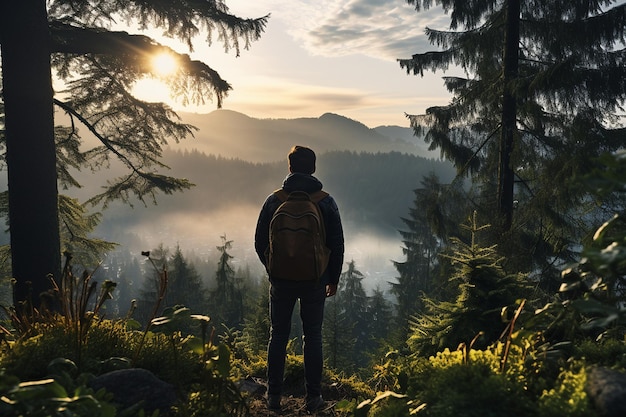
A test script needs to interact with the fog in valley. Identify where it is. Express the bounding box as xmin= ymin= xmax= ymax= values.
xmin=97 ymin=200 xmax=405 ymax=294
